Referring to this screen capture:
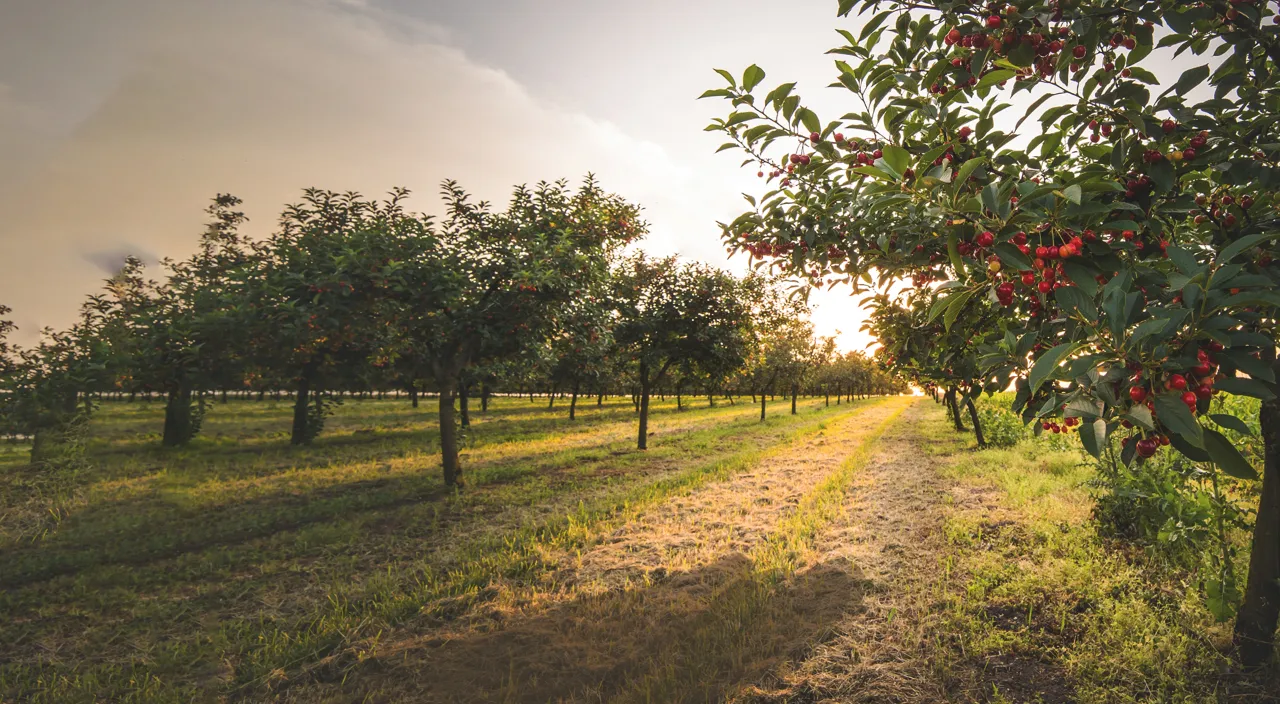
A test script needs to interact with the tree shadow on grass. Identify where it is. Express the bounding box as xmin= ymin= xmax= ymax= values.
xmin=272 ymin=552 xmax=873 ymax=704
